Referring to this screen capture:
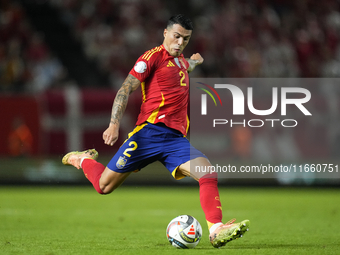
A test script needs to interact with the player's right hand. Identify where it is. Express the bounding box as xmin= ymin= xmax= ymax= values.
xmin=103 ymin=124 xmax=119 ymax=146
